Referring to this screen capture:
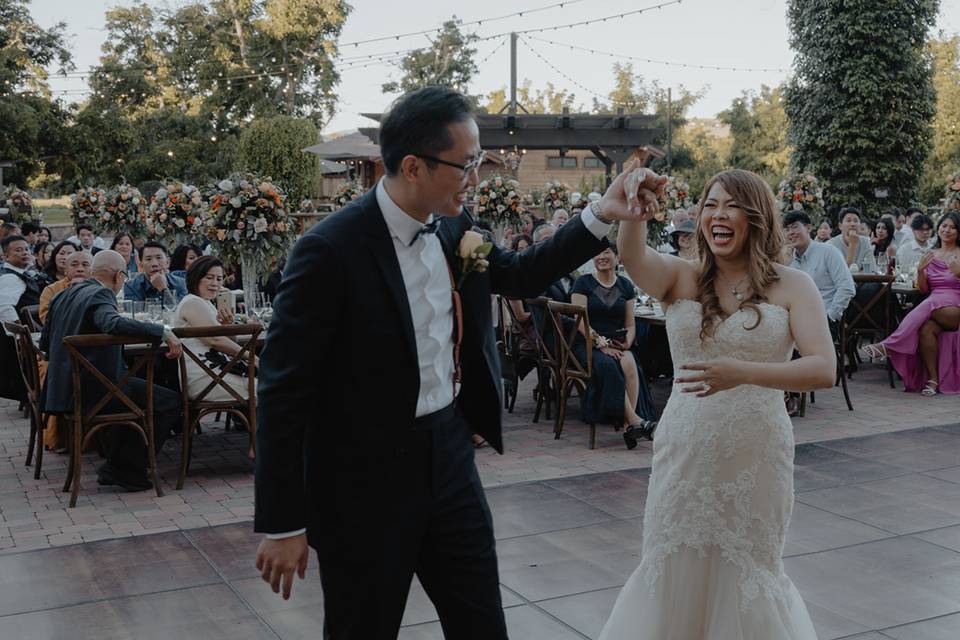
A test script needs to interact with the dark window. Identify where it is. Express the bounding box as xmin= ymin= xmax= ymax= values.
xmin=583 ymin=157 xmax=603 ymax=169
xmin=547 ymin=156 xmax=577 ymax=169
